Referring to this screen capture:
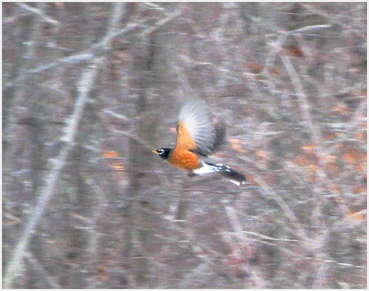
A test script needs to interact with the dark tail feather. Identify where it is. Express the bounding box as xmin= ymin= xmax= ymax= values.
xmin=206 ymin=162 xmax=246 ymax=186
xmin=217 ymin=166 xmax=246 ymax=186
